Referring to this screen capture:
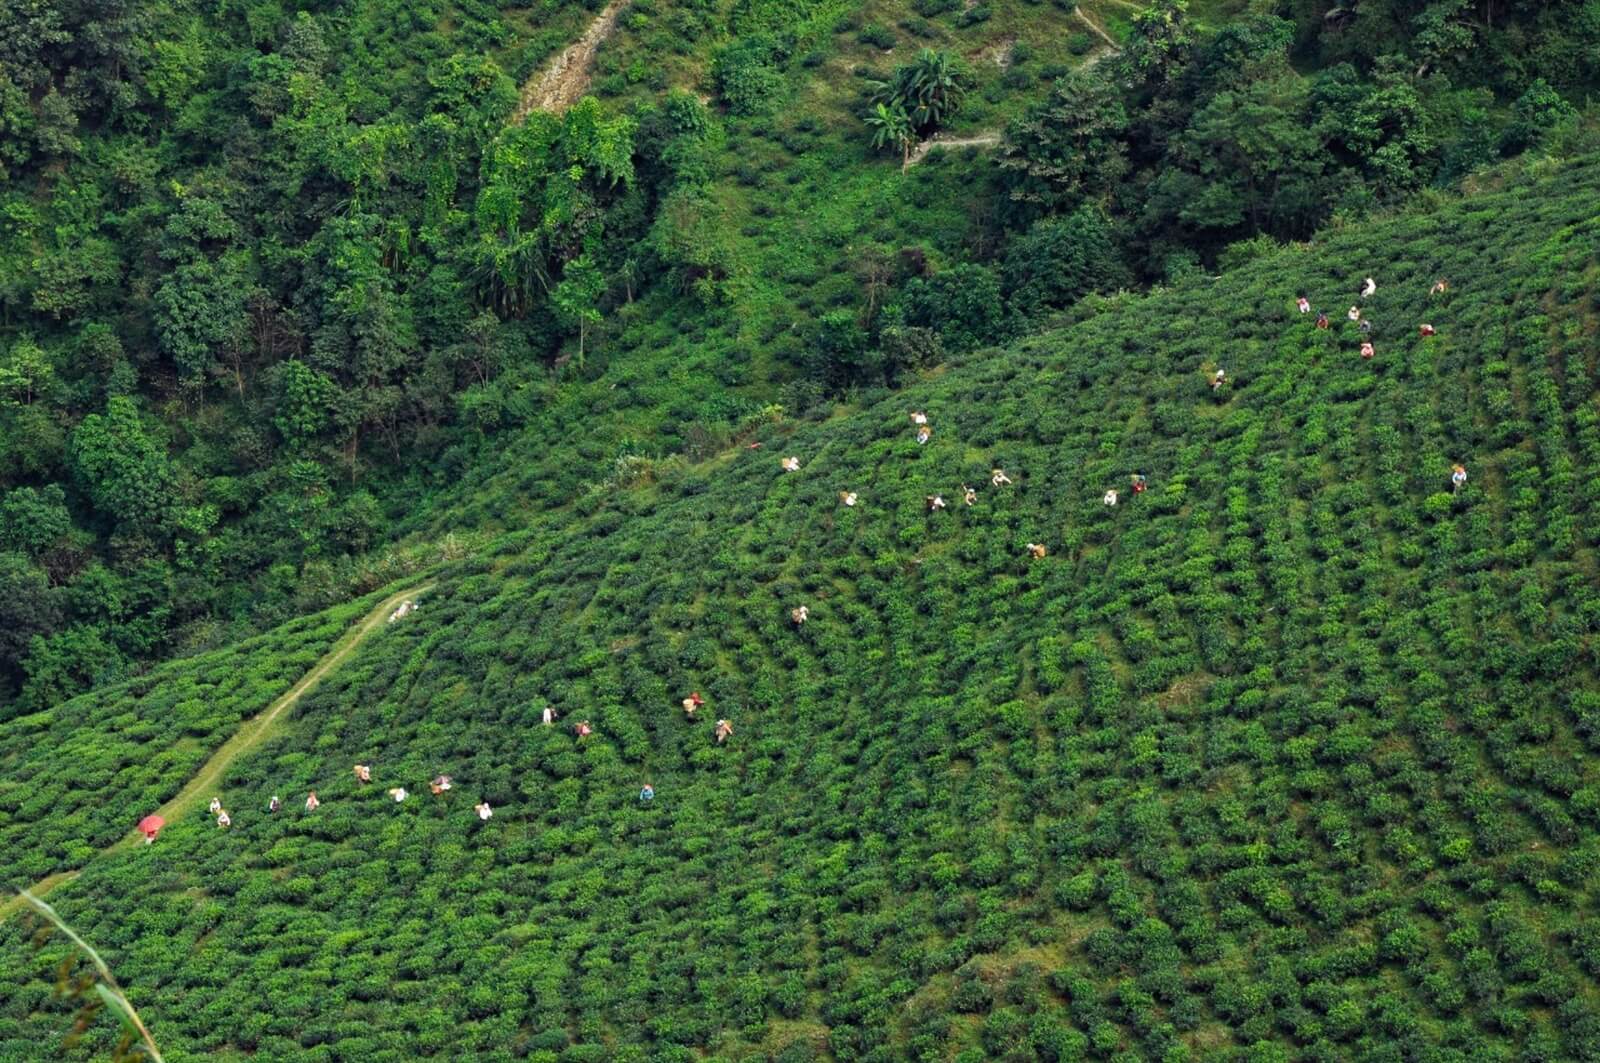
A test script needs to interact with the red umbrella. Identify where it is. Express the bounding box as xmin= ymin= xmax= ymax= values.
xmin=138 ymin=815 xmax=165 ymax=841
